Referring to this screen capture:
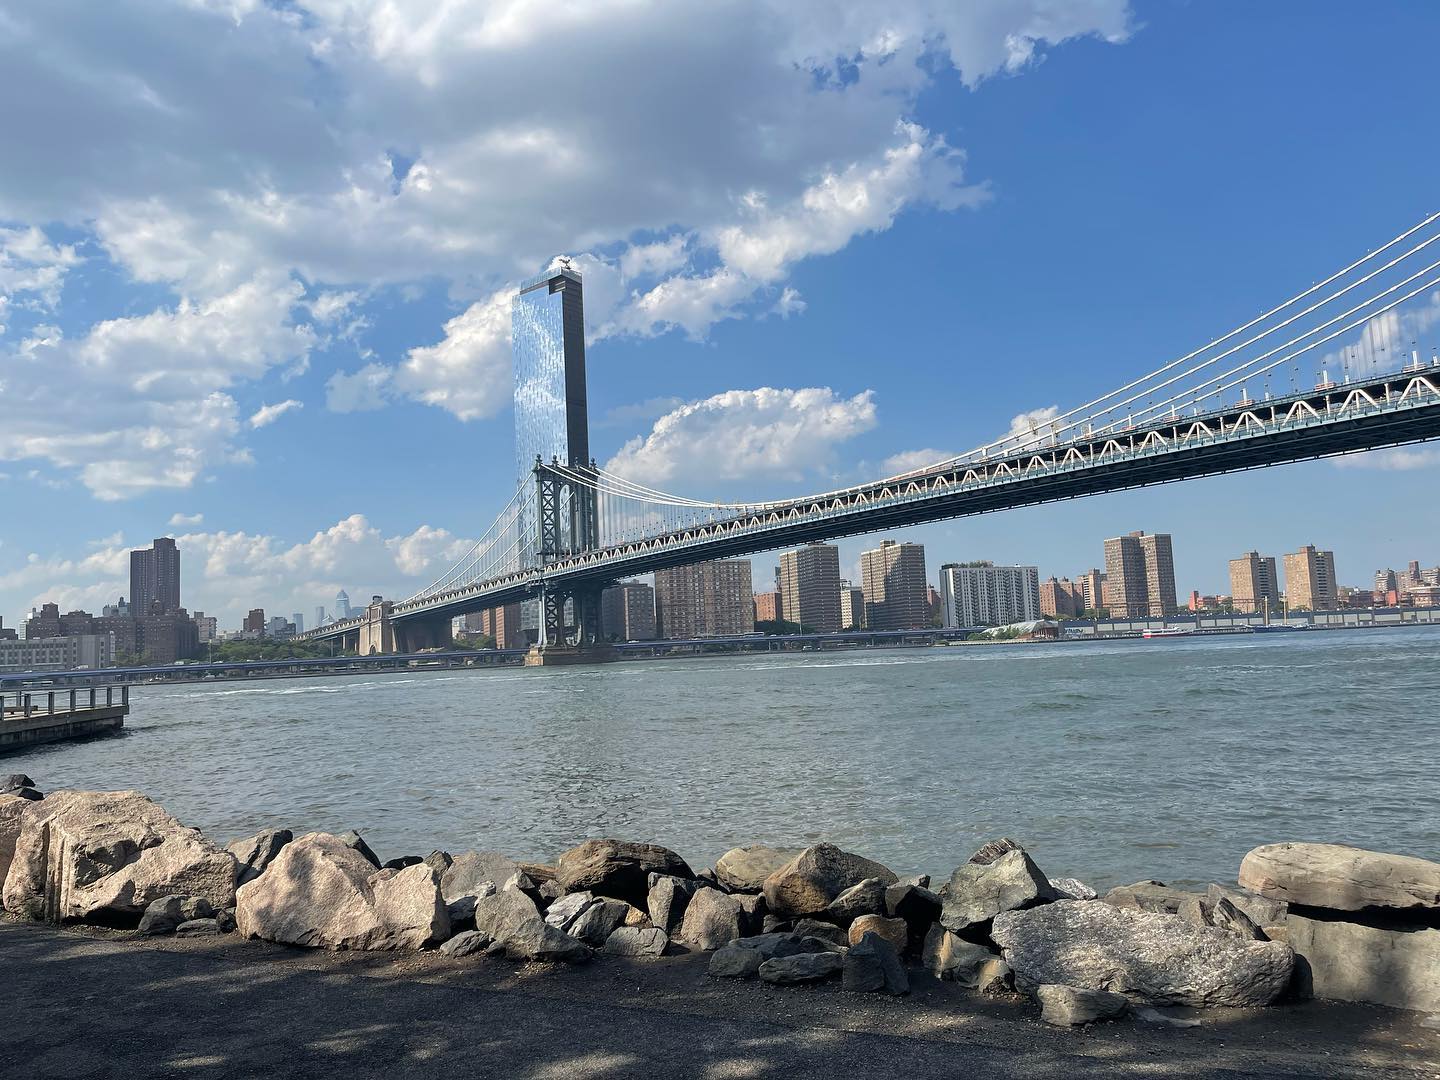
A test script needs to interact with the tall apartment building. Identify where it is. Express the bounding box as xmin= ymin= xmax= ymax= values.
xmin=1229 ymin=551 xmax=1281 ymax=614
xmin=779 ymin=543 xmax=841 ymax=634
xmin=655 ymin=560 xmax=754 ymax=639
xmin=860 ymin=540 xmax=929 ymax=630
xmin=1103 ymin=531 xmax=1177 ymax=618
xmin=480 ymin=603 xmax=526 ymax=649
xmin=192 ymin=611 xmax=218 ymax=643
xmin=1077 ymin=568 xmax=1106 ymax=613
xmin=838 ymin=581 xmax=865 ymax=630
xmin=753 ymin=591 xmax=782 ymax=624
xmin=601 ymin=581 xmax=657 ymax=641
xmin=938 ymin=563 xmax=1040 ymax=627
xmin=1039 ymin=577 xmax=1083 ymax=618
xmin=1283 ymin=545 xmax=1337 ymax=610
xmin=244 ymin=608 xmax=266 ymax=634
xmin=130 ymin=538 xmax=180 ymax=616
